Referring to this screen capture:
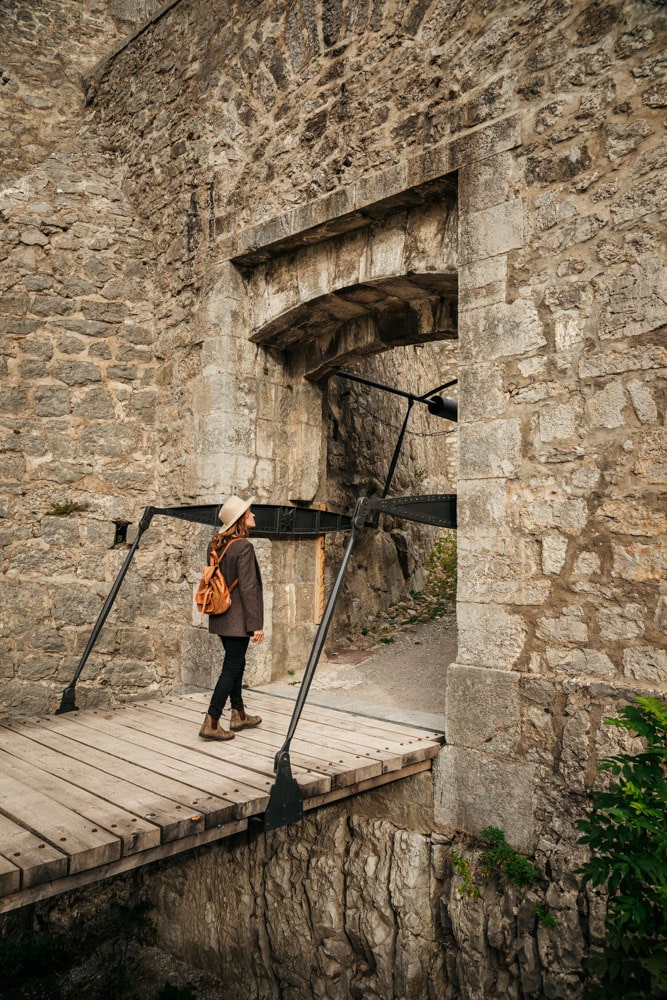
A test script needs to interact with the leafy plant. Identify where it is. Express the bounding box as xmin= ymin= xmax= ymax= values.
xmin=536 ymin=903 xmax=557 ymax=928
xmin=424 ymin=530 xmax=457 ymax=603
xmin=449 ymin=828 xmax=555 ymax=926
xmin=479 ymin=825 xmax=540 ymax=888
xmin=577 ymin=696 xmax=667 ymax=999
xmin=450 ymin=850 xmax=481 ymax=898
xmin=47 ymin=500 xmax=88 ymax=516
